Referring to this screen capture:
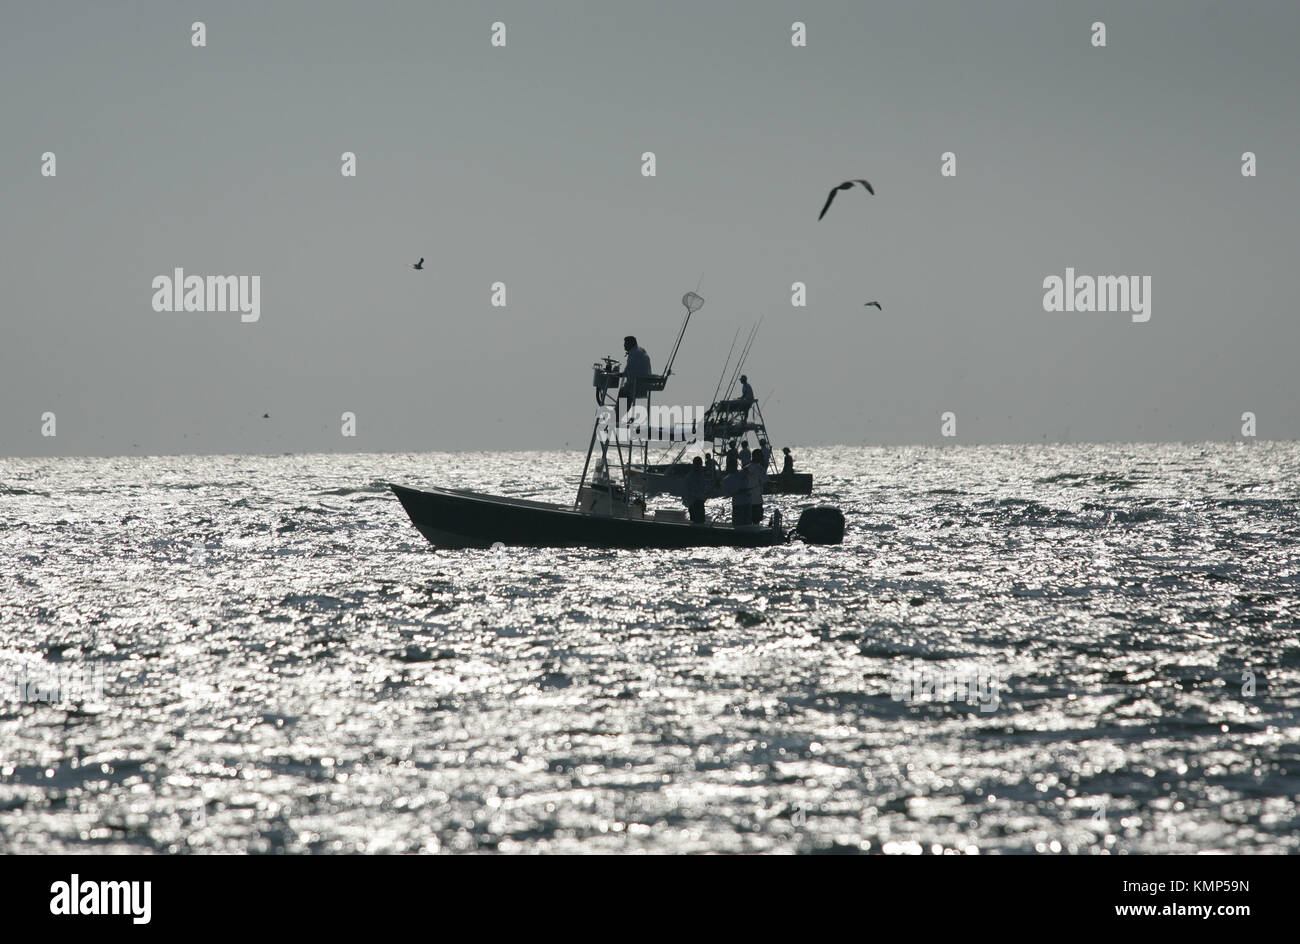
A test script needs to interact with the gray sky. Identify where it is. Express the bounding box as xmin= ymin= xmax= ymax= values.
xmin=2 ymin=0 xmax=1298 ymax=457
